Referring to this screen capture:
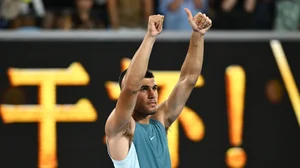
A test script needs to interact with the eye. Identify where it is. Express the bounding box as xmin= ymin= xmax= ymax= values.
xmin=140 ymin=87 xmax=147 ymax=91
xmin=153 ymin=86 xmax=158 ymax=90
